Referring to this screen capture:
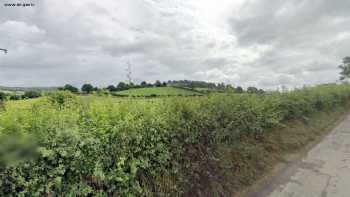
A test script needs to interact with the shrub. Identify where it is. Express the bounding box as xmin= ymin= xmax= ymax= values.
xmin=23 ymin=91 xmax=41 ymax=99
xmin=60 ymin=84 xmax=79 ymax=93
xmin=1 ymin=84 xmax=350 ymax=196
xmin=0 ymin=92 xmax=7 ymax=101
xmin=9 ymin=95 xmax=21 ymax=100
xmin=47 ymin=91 xmax=78 ymax=109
